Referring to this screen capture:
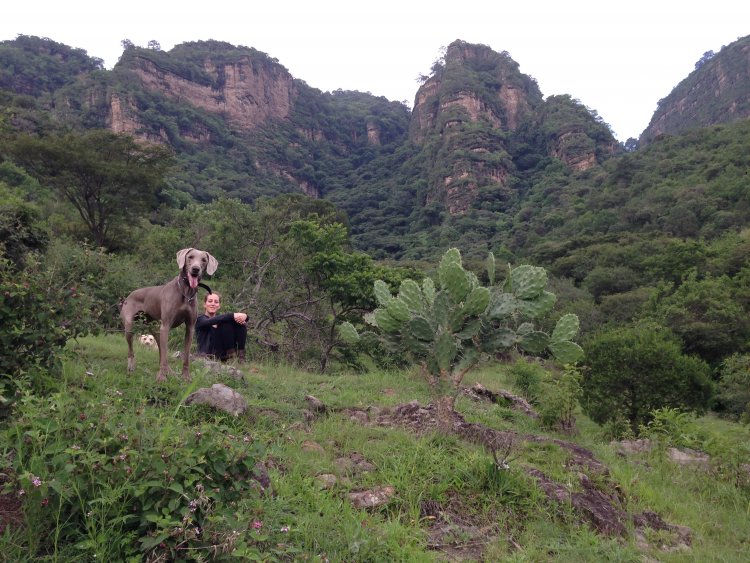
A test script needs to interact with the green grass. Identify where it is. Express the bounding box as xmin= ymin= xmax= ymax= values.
xmin=1 ymin=335 xmax=748 ymax=561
